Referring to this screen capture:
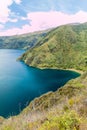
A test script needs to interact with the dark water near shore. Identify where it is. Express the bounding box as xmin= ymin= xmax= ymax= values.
xmin=0 ymin=49 xmax=80 ymax=117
